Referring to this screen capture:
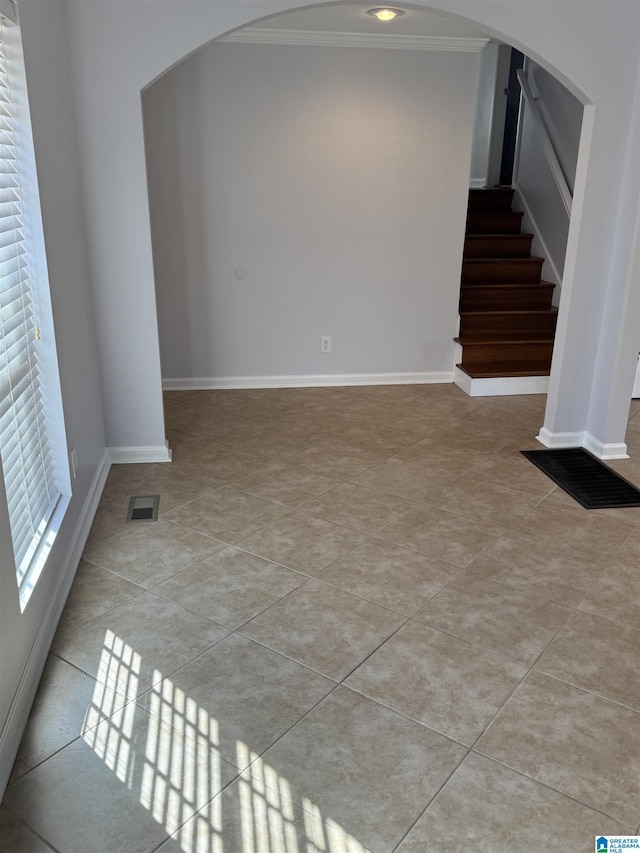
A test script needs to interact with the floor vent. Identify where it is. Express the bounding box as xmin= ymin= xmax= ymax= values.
xmin=126 ymin=495 xmax=160 ymax=522
xmin=520 ymin=449 xmax=640 ymax=509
